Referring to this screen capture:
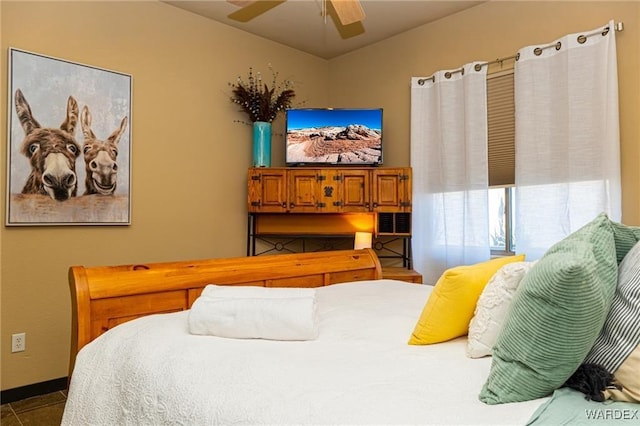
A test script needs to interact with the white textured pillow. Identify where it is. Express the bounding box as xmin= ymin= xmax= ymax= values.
xmin=466 ymin=261 xmax=535 ymax=358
